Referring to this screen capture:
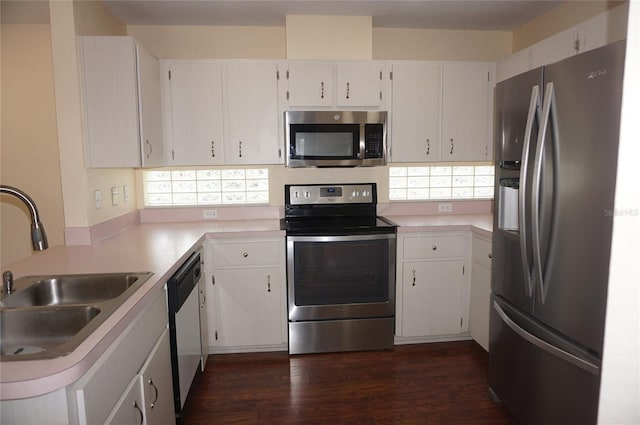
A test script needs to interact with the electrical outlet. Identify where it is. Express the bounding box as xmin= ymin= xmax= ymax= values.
xmin=123 ymin=185 xmax=130 ymax=203
xmin=203 ymin=209 xmax=218 ymax=219
xmin=111 ymin=187 xmax=119 ymax=206
xmin=438 ymin=202 xmax=453 ymax=213
xmin=94 ymin=190 xmax=102 ymax=209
